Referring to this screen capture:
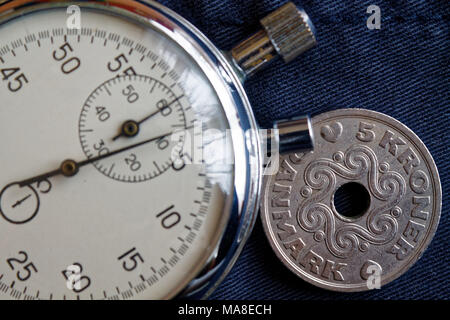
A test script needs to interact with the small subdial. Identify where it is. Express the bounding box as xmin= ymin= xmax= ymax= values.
xmin=0 ymin=183 xmax=40 ymax=224
xmin=79 ymin=75 xmax=187 ymax=182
